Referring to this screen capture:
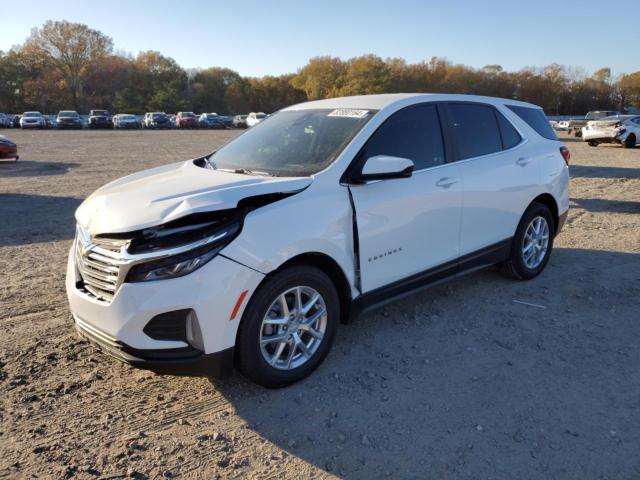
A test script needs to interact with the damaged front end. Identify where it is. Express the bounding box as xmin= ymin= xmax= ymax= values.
xmin=73 ymin=191 xmax=298 ymax=303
